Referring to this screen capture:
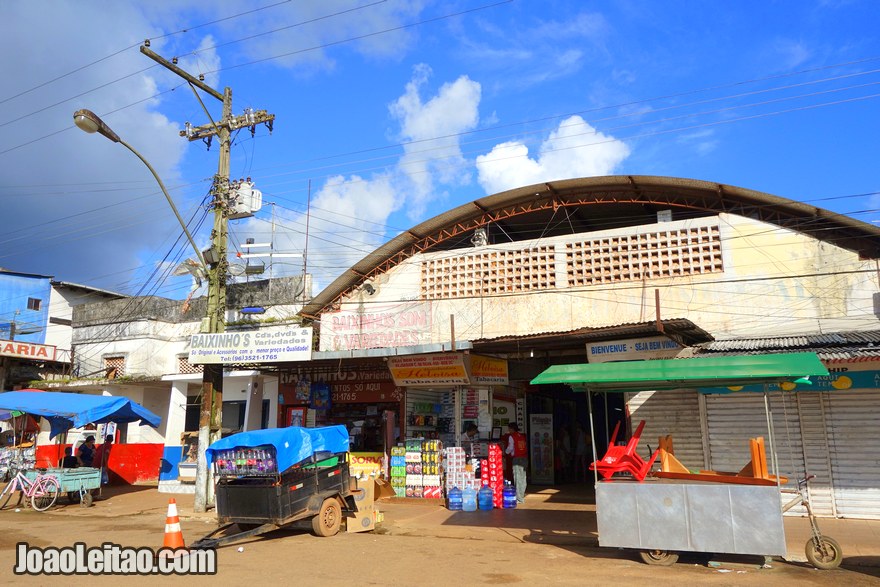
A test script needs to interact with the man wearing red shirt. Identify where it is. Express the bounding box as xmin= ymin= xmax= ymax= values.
xmin=504 ymin=423 xmax=528 ymax=504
